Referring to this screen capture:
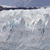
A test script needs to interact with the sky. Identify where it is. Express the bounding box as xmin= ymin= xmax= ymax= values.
xmin=0 ymin=0 xmax=50 ymax=7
